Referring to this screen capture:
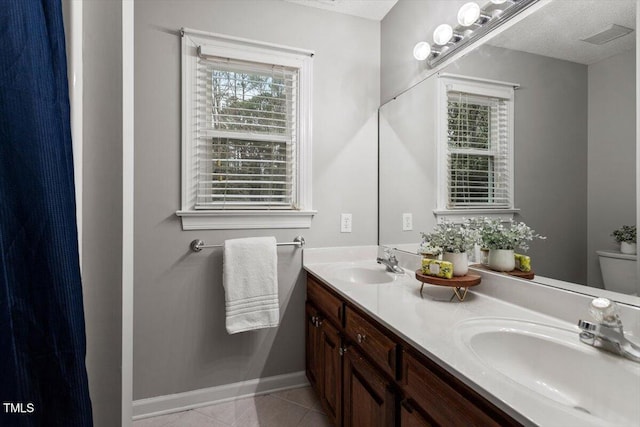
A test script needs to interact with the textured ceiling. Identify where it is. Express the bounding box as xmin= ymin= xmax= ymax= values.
xmin=284 ymin=0 xmax=398 ymax=21
xmin=489 ymin=0 xmax=636 ymax=65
